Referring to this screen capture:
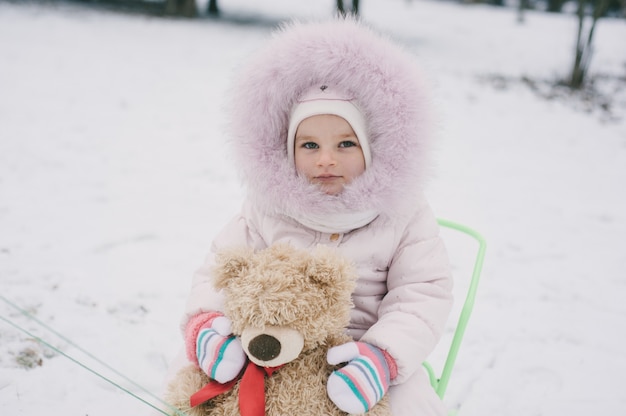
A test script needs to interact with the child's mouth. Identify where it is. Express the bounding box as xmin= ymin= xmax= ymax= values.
xmin=315 ymin=175 xmax=340 ymax=182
